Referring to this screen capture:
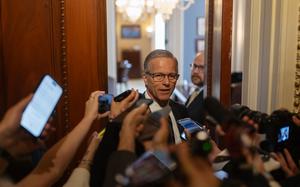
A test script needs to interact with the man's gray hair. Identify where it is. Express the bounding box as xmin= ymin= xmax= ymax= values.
xmin=143 ymin=49 xmax=178 ymax=72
